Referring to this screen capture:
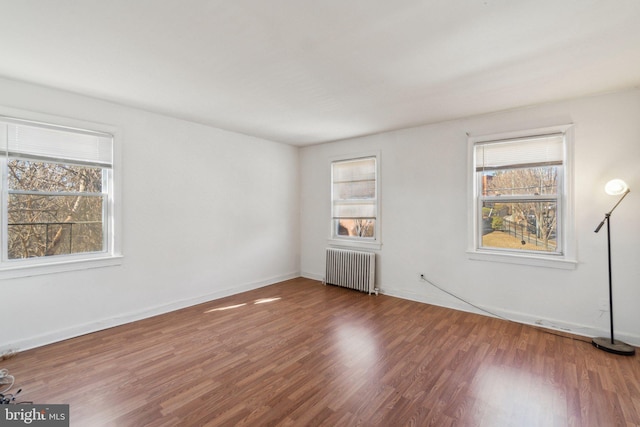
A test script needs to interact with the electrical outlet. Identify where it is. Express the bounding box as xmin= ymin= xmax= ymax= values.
xmin=598 ymin=298 xmax=609 ymax=311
